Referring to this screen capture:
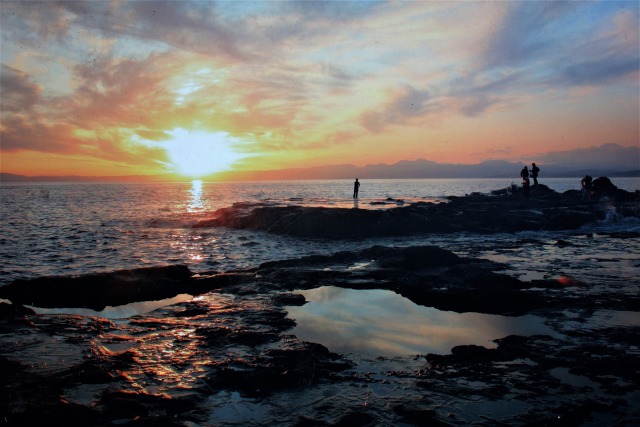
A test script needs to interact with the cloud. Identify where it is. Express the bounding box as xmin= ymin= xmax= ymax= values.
xmin=449 ymin=71 xmax=523 ymax=117
xmin=0 ymin=65 xmax=42 ymax=112
xmin=562 ymin=56 xmax=639 ymax=86
xmin=557 ymin=8 xmax=640 ymax=87
xmin=0 ymin=58 xmax=171 ymax=168
xmin=360 ymin=85 xmax=432 ymax=133
xmin=481 ymin=2 xmax=576 ymax=69
xmin=0 ymin=65 xmax=73 ymax=153
xmin=475 ymin=2 xmax=639 ymax=92
xmin=0 ymin=113 xmax=75 ymax=153
xmin=537 ymin=143 xmax=640 ymax=170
